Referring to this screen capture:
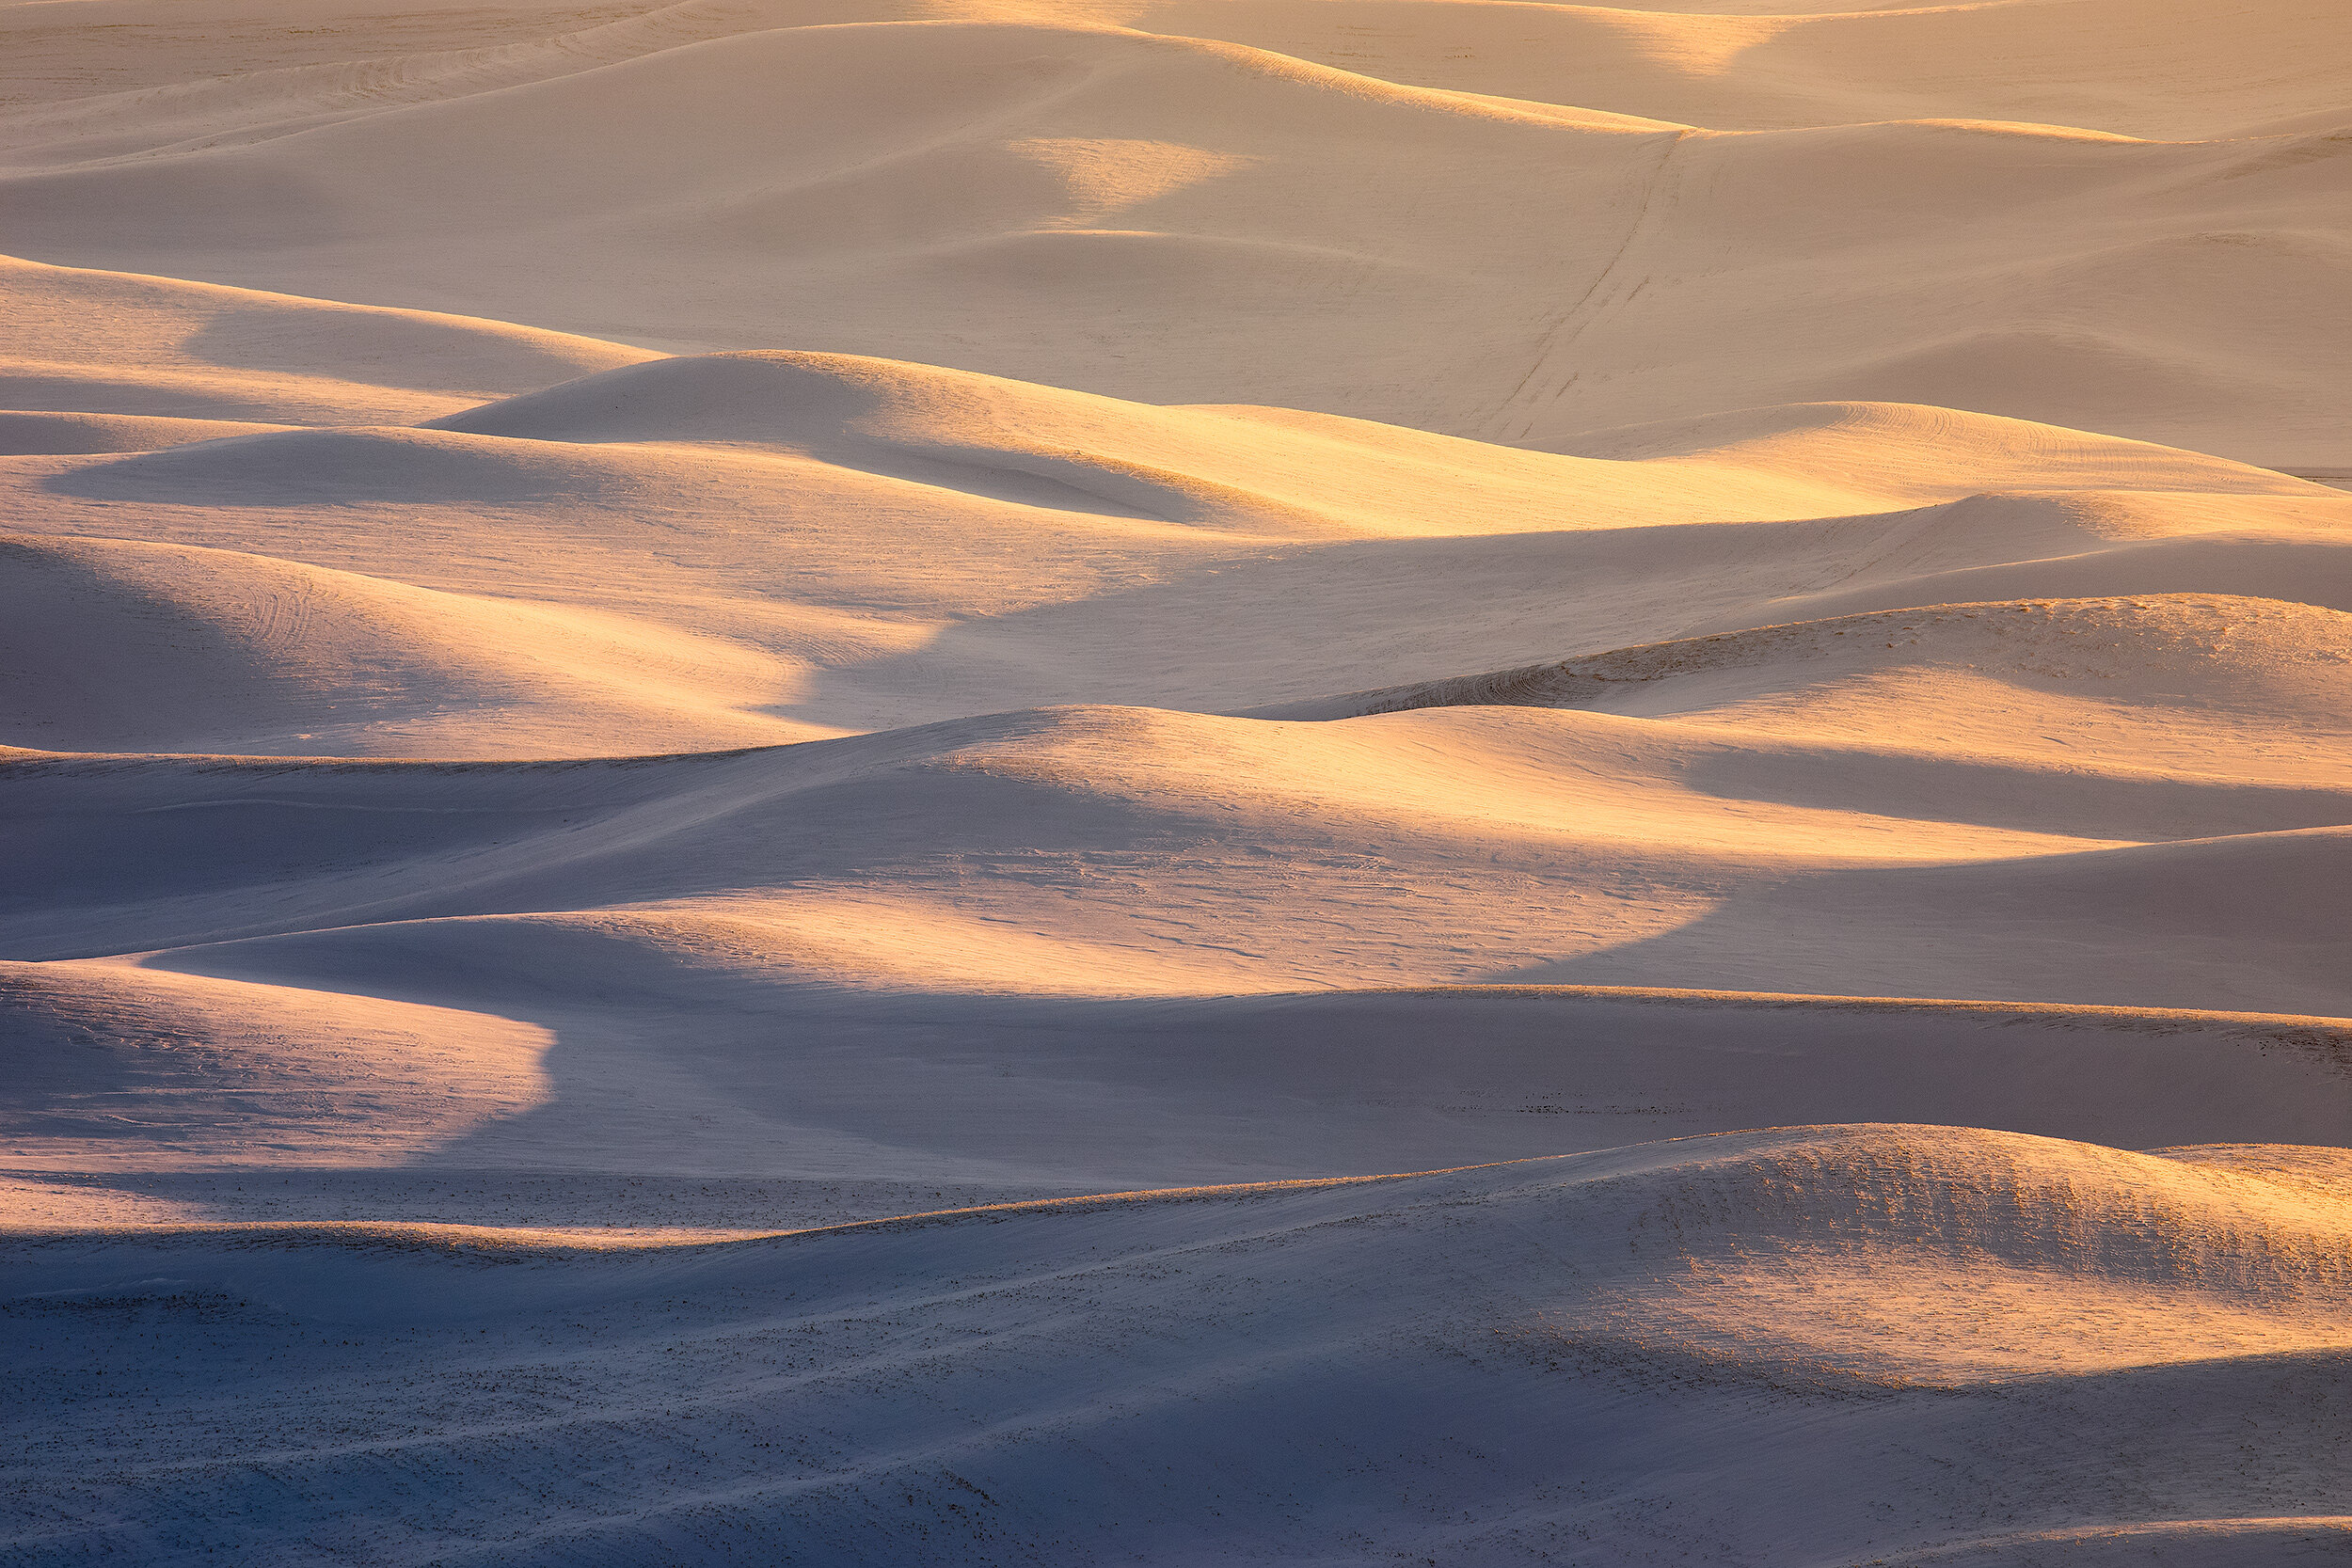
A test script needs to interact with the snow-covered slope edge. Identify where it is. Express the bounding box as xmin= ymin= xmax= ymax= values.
xmin=8 ymin=1128 xmax=2352 ymax=1563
